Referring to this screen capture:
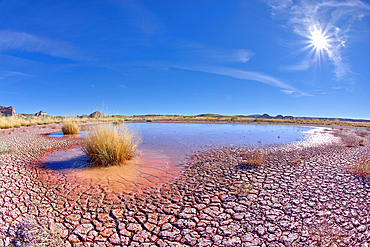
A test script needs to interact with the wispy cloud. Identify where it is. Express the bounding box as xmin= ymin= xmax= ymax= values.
xmin=174 ymin=41 xmax=254 ymax=63
xmin=266 ymin=0 xmax=370 ymax=82
xmin=175 ymin=65 xmax=306 ymax=96
xmin=0 ymin=70 xmax=30 ymax=80
xmin=205 ymin=48 xmax=254 ymax=63
xmin=280 ymin=59 xmax=312 ymax=71
xmin=0 ymin=30 xmax=85 ymax=60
